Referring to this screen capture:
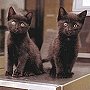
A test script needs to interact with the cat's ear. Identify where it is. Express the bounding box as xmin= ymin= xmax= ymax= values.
xmin=25 ymin=12 xmax=33 ymax=25
xmin=57 ymin=7 xmax=67 ymax=21
xmin=78 ymin=10 xmax=87 ymax=23
xmin=8 ymin=7 xmax=16 ymax=21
